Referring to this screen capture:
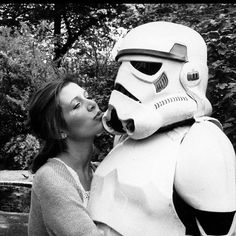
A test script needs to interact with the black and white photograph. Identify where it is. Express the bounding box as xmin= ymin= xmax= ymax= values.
xmin=0 ymin=3 xmax=236 ymax=236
